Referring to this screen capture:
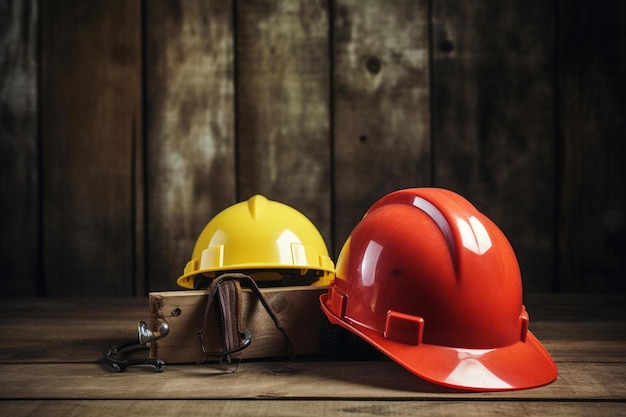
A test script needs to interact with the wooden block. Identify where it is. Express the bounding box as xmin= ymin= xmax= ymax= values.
xmin=148 ymin=286 xmax=327 ymax=363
